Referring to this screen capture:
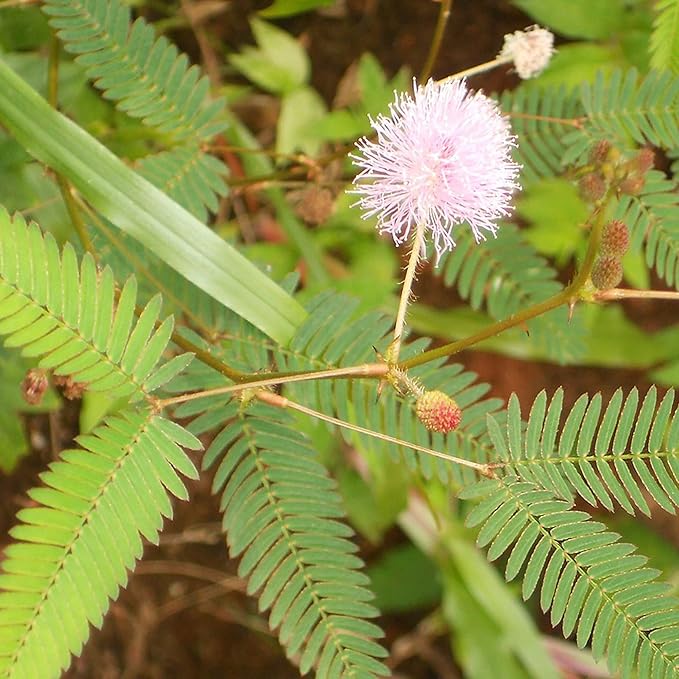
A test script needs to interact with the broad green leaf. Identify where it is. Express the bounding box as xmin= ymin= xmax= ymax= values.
xmin=229 ymin=18 xmax=309 ymax=94
xmin=444 ymin=526 xmax=561 ymax=679
xmin=367 ymin=544 xmax=441 ymax=613
xmin=277 ymin=86 xmax=327 ymax=156
xmin=511 ymin=0 xmax=624 ymax=39
xmin=517 ymin=178 xmax=588 ymax=263
xmin=0 ymin=59 xmax=306 ymax=344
